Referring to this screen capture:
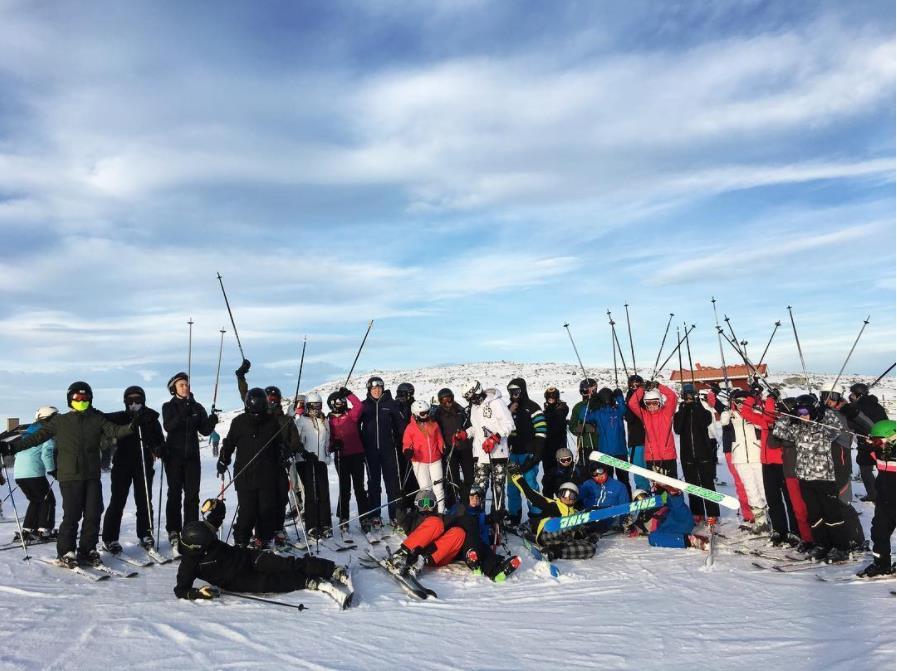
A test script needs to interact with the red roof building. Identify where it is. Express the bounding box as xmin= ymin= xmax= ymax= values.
xmin=669 ymin=363 xmax=767 ymax=391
